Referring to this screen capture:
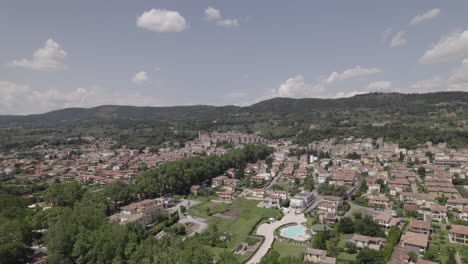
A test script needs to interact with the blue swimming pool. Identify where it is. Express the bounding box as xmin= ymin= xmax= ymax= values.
xmin=280 ymin=225 xmax=308 ymax=240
